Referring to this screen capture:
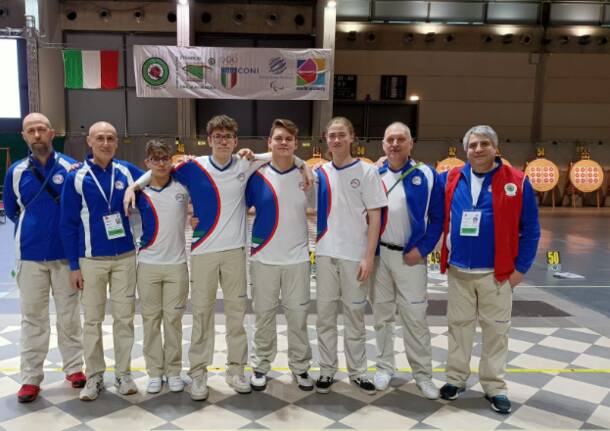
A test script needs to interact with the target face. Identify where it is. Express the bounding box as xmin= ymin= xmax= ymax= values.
xmin=525 ymin=158 xmax=560 ymax=192
xmin=570 ymin=160 xmax=604 ymax=193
